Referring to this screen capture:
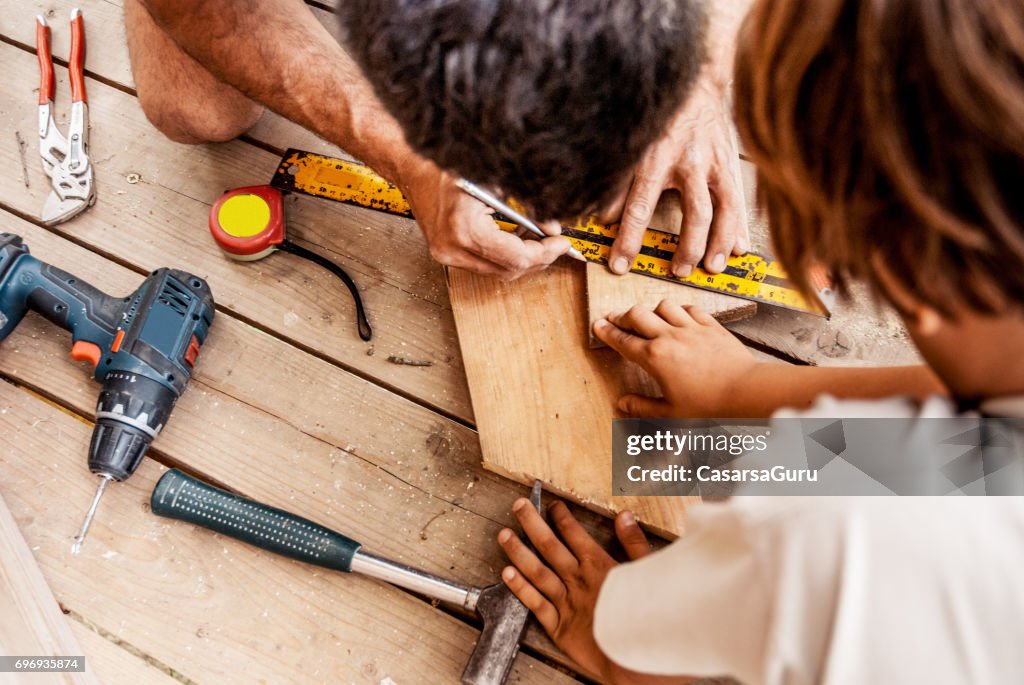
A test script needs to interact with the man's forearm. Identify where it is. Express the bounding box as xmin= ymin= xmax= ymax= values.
xmin=139 ymin=0 xmax=416 ymax=181
xmin=702 ymin=0 xmax=756 ymax=88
